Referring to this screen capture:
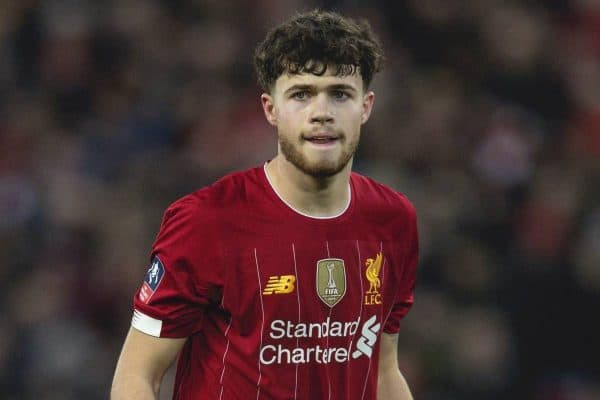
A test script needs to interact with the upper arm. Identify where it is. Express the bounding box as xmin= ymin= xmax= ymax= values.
xmin=379 ymin=332 xmax=399 ymax=373
xmin=384 ymin=203 xmax=419 ymax=334
xmin=133 ymin=197 xmax=216 ymax=338
xmin=378 ymin=332 xmax=413 ymax=400
xmin=111 ymin=326 xmax=186 ymax=396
